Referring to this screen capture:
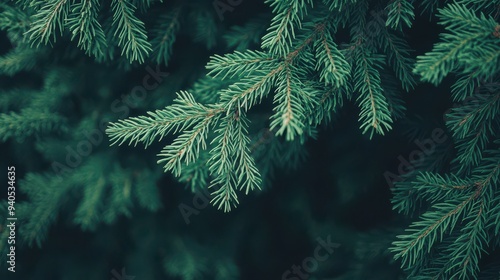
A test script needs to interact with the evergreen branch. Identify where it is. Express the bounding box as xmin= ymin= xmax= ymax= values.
xmin=453 ymin=124 xmax=492 ymax=174
xmin=224 ymin=13 xmax=270 ymax=51
xmin=206 ymin=50 xmax=276 ymax=80
xmin=392 ymin=189 xmax=477 ymax=268
xmin=392 ymin=172 xmax=471 ymax=215
xmin=208 ymin=113 xmax=262 ymax=212
xmin=414 ymin=3 xmax=499 ymax=84
xmin=261 ymin=0 xmax=313 ymax=57
xmin=106 ymin=91 xmax=224 ymax=147
xmin=347 ymin=0 xmax=369 ymax=39
xmin=157 ymin=114 xmax=217 ymax=177
xmin=413 ymin=36 xmax=474 ymax=85
xmin=0 ymin=109 xmax=67 ymax=141
xmin=471 ymin=148 xmax=500 ymax=189
xmin=209 ymin=115 xmax=239 ymax=212
xmin=0 ymin=2 xmax=31 ymax=42
xmin=462 ymin=43 xmax=500 ymax=79
xmin=104 ymin=177 xmax=133 ymax=224
xmin=150 ymin=6 xmax=181 ymax=65
xmin=314 ymin=27 xmax=350 ymax=87
xmin=393 ymin=150 xmax=500 ymax=276
xmin=18 ymin=173 xmax=72 ymax=247
xmin=191 ymin=76 xmax=237 ymax=104
xmin=322 ymin=0 xmax=358 ymax=11
xmin=220 ymin=64 xmax=284 ymax=111
xmin=74 ymin=176 xmax=106 ymax=230
xmin=179 ymin=150 xmax=210 ymax=193
xmin=270 ymin=64 xmax=318 ymax=141
xmin=191 ymin=9 xmax=218 ymax=49
xmin=353 ymin=49 xmax=393 ymax=138
xmin=378 ymin=29 xmax=417 ymax=91
xmin=386 ymin=0 xmax=415 ymax=30
xmin=444 ymin=199 xmax=487 ymax=279
xmin=133 ymin=169 xmax=162 ymax=211
xmin=451 ymin=73 xmax=480 ymax=102
xmin=110 ymin=0 xmax=152 ymax=63
xmin=233 ymin=114 xmax=262 ymax=195
xmin=0 ymin=47 xmax=39 ymax=76
xmin=66 ymin=0 xmax=108 ymax=60
xmin=26 ymin=0 xmax=71 ymax=46
xmin=446 ymin=92 xmax=500 ymax=140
